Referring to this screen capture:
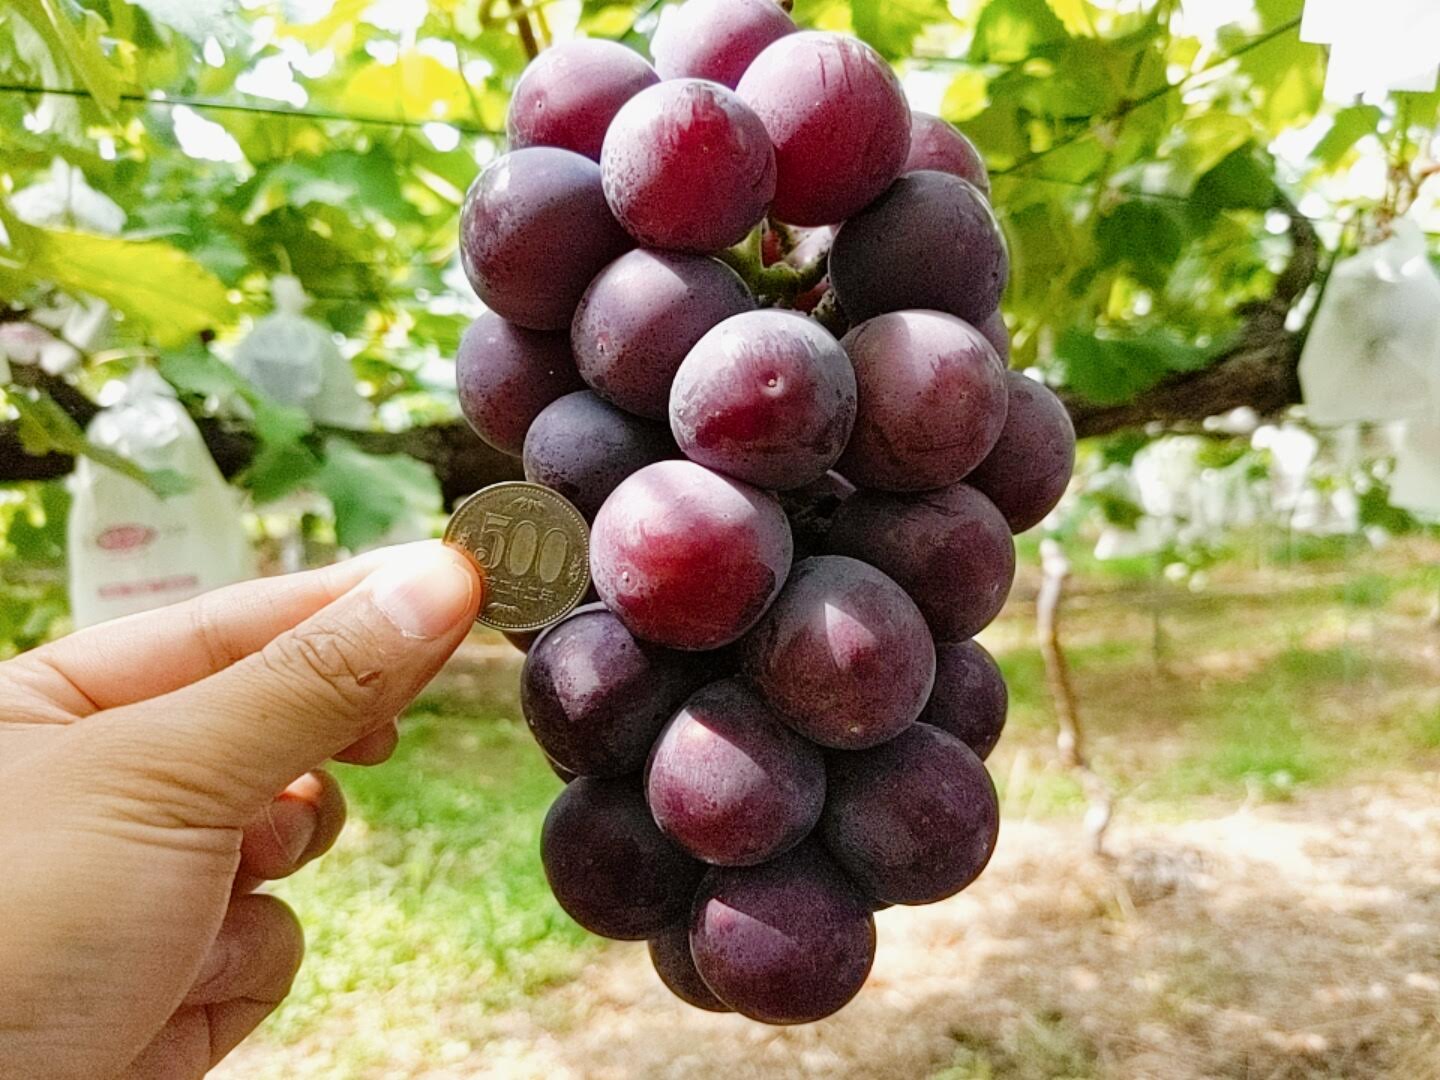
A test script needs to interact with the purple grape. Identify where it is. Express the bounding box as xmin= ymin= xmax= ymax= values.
xmin=918 ymin=640 xmax=1009 ymax=761
xmin=647 ymin=678 xmax=825 ymax=866
xmin=601 ymin=80 xmax=776 ymax=253
xmin=690 ymin=843 xmax=875 ymax=1024
xmin=460 ymin=147 xmax=632 ymax=331
xmin=572 ymin=250 xmax=755 ymax=421
xmin=544 ymin=752 xmax=579 ymax=785
xmin=966 ymin=371 xmax=1077 ymax=533
xmin=737 ymin=32 xmax=910 ymax=226
xmin=649 ymin=925 xmax=732 ymax=1012
xmin=507 ymin=40 xmax=660 ymax=161
xmin=903 ymin=112 xmax=990 ymax=194
xmin=977 ymin=308 xmax=1010 ymax=362
xmin=836 ymin=310 xmax=1009 ymax=492
xmin=669 ymin=310 xmax=856 ymax=491
xmin=523 ymin=391 xmax=676 ymax=521
xmin=651 ymin=0 xmax=796 ymax=88
xmin=591 ymin=460 xmax=793 ymax=650
xmin=742 ymin=556 xmax=934 ymax=750
xmin=821 ymin=724 xmax=999 ymax=906
xmin=829 ymin=170 xmax=1008 ymax=327
xmin=541 ymin=777 xmax=704 ymax=941
xmin=521 ymin=604 xmax=702 ymax=777
xmin=825 ymin=482 xmax=1015 ymax=643
xmin=504 ymin=629 xmax=542 ymax=654
xmin=455 ymin=311 xmax=583 ymax=456
xmin=777 ymin=469 xmax=856 ymax=561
